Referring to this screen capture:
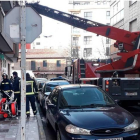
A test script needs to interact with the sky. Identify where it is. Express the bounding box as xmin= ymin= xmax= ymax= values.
xmin=27 ymin=0 xmax=71 ymax=49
